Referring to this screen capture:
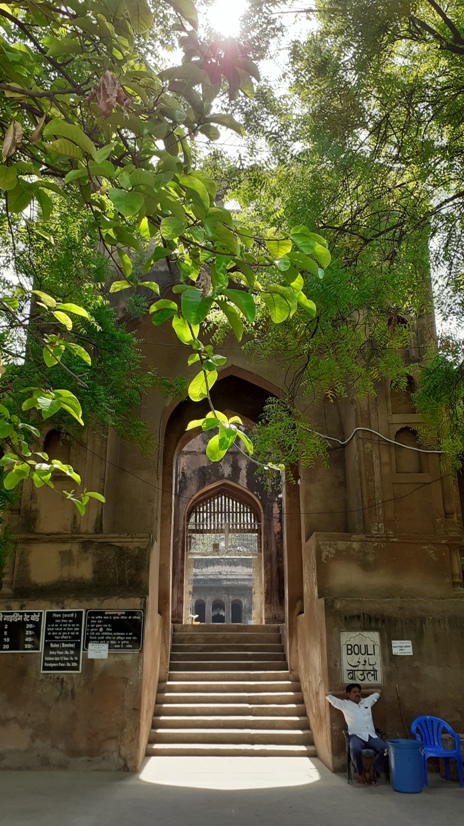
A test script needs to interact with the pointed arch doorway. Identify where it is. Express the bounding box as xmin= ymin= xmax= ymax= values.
xmin=159 ymin=372 xmax=290 ymax=677
xmin=183 ymin=481 xmax=264 ymax=624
